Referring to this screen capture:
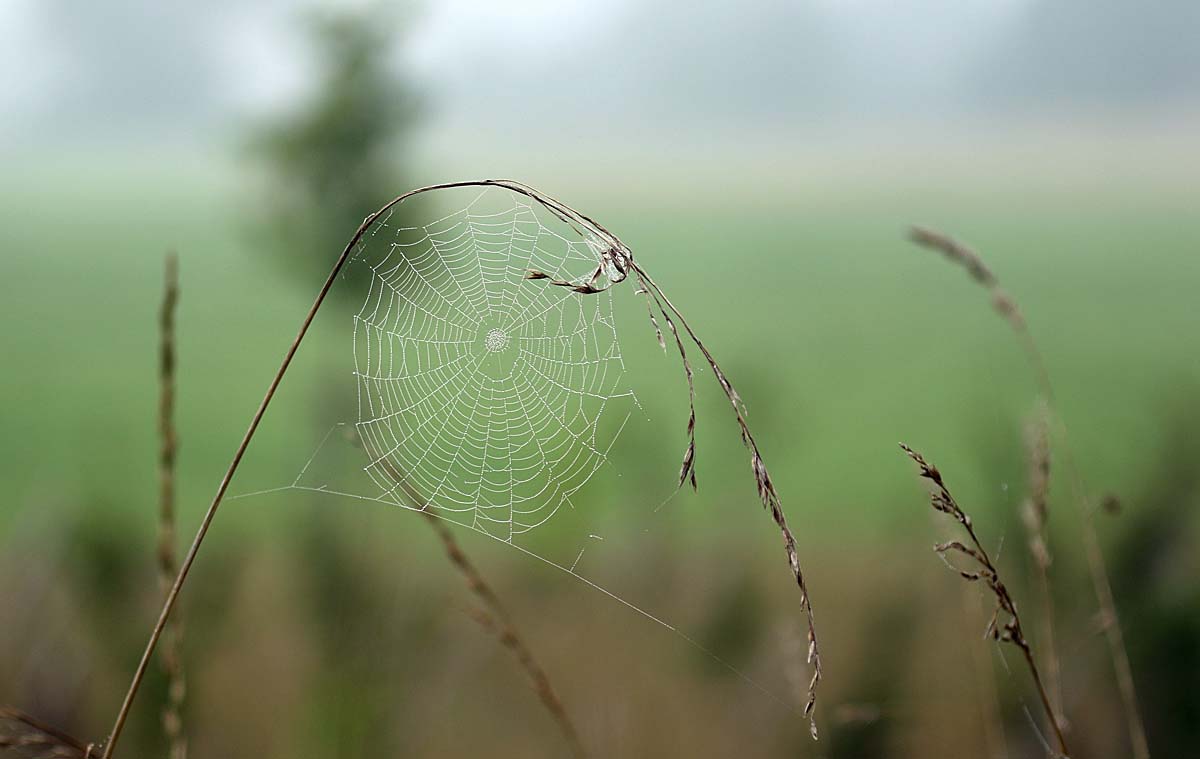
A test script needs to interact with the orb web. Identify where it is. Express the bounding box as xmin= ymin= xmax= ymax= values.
xmin=351 ymin=187 xmax=634 ymax=541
